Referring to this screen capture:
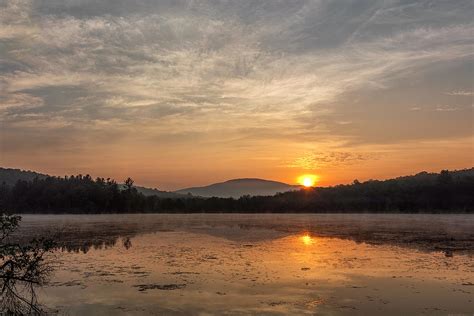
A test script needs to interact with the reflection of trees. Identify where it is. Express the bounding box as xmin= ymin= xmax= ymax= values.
xmin=0 ymin=214 xmax=54 ymax=315
xmin=123 ymin=237 xmax=132 ymax=250
xmin=15 ymin=214 xmax=474 ymax=256
xmin=57 ymin=238 xmax=121 ymax=253
xmin=12 ymin=227 xmax=135 ymax=254
xmin=53 ymin=235 xmax=134 ymax=253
